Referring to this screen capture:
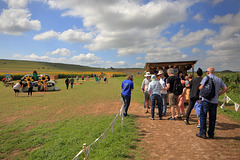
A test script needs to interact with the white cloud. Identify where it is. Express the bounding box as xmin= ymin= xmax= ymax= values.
xmin=134 ymin=63 xmax=144 ymax=68
xmin=136 ymin=57 xmax=142 ymax=60
xmin=212 ymin=0 xmax=224 ymax=5
xmin=171 ymin=28 xmax=215 ymax=48
xmin=0 ymin=8 xmax=41 ymax=35
xmin=191 ymin=48 xmax=202 ymax=54
xmin=3 ymin=0 xmax=28 ymax=9
xmin=193 ymin=13 xmax=203 ymax=22
xmin=34 ymin=30 xmax=60 ymax=40
xmin=203 ymin=11 xmax=240 ymax=71
xmin=58 ymin=29 xmax=93 ymax=43
xmin=47 ymin=48 xmax=71 ymax=56
xmin=47 ymin=0 xmax=196 ymax=55
xmin=71 ymin=53 xmax=101 ymax=62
